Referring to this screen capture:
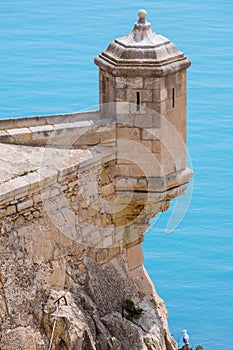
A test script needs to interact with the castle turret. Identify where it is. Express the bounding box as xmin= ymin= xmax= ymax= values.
xmin=95 ymin=10 xmax=191 ymax=176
